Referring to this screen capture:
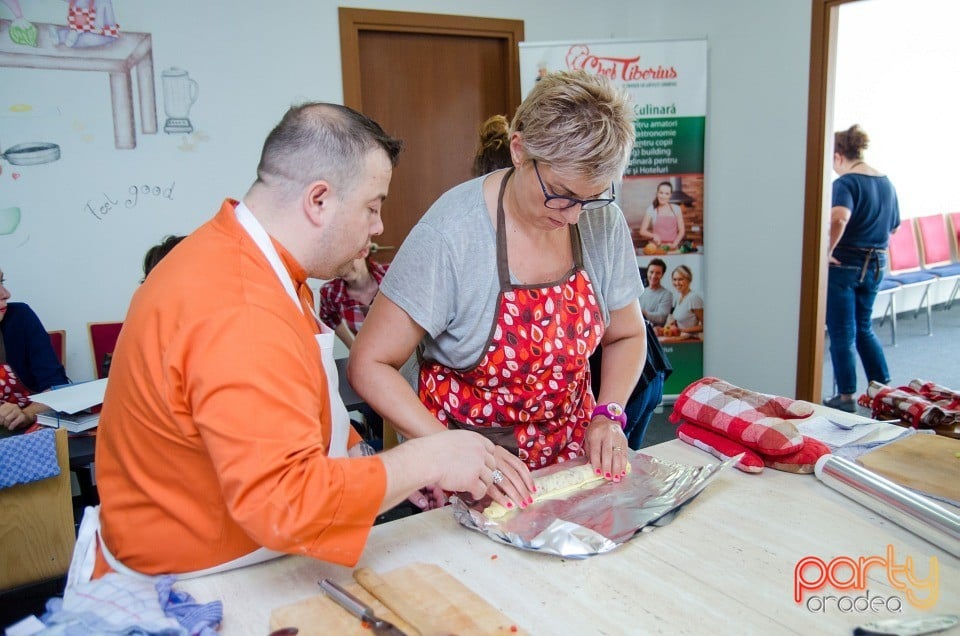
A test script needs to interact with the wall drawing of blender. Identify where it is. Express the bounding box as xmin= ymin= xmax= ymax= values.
xmin=162 ymin=67 xmax=198 ymax=134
